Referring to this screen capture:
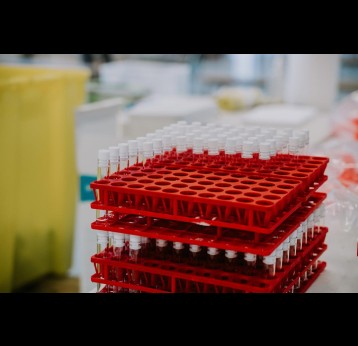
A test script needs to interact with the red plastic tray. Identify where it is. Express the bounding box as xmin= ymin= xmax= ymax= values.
xmin=155 ymin=154 xmax=329 ymax=193
xmin=91 ymin=165 xmax=325 ymax=233
xmin=91 ymin=227 xmax=327 ymax=293
xmin=91 ymin=192 xmax=326 ymax=256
